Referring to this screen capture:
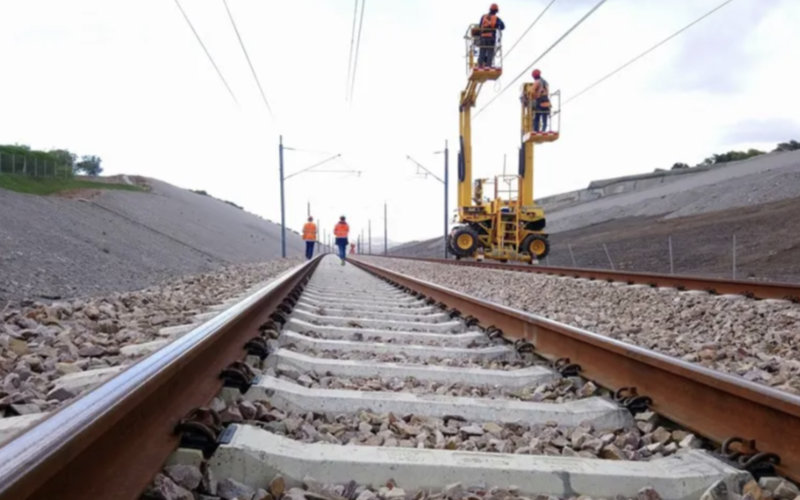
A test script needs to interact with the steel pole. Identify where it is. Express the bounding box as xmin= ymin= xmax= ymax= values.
xmin=368 ymin=220 xmax=372 ymax=255
xmin=444 ymin=140 xmax=449 ymax=259
xmin=279 ymin=135 xmax=286 ymax=258
xmin=384 ymin=202 xmax=388 ymax=255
